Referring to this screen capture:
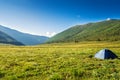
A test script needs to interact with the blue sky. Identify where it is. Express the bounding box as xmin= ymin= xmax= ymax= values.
xmin=0 ymin=0 xmax=120 ymax=37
